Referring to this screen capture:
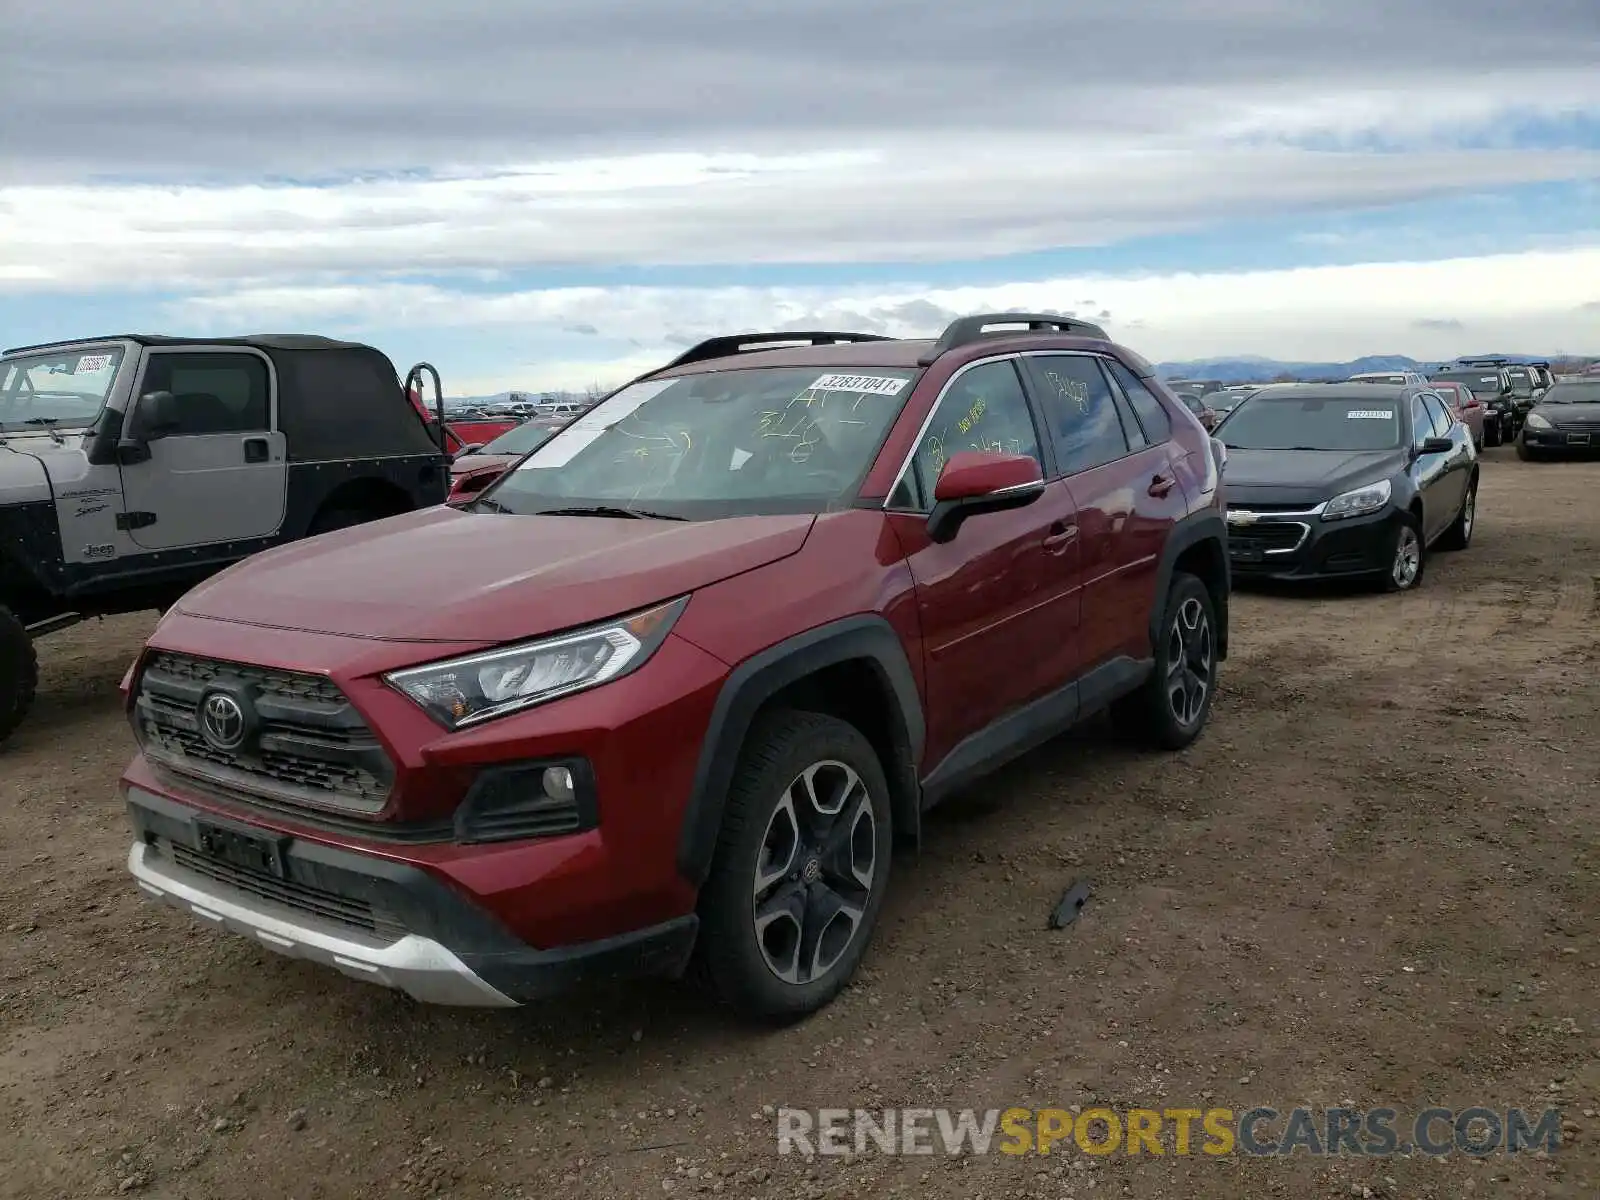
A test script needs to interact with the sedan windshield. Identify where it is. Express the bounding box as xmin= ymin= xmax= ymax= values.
xmin=1543 ymin=380 xmax=1600 ymax=403
xmin=477 ymin=420 xmax=565 ymax=455
xmin=1218 ymin=393 xmax=1403 ymax=451
xmin=1430 ymin=370 xmax=1505 ymax=399
xmin=0 ymin=346 xmax=125 ymax=430
xmin=484 ymin=366 xmax=920 ymax=518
